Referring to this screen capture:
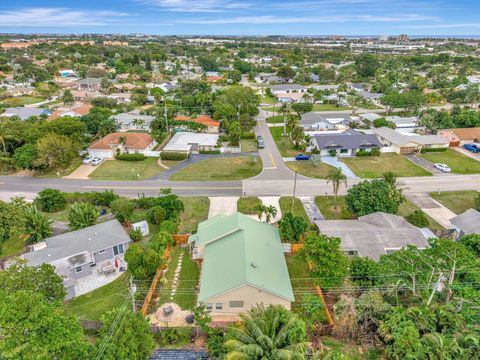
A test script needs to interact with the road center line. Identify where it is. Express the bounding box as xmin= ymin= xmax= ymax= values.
xmin=82 ymin=185 xmax=242 ymax=190
xmin=268 ymin=152 xmax=277 ymax=168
